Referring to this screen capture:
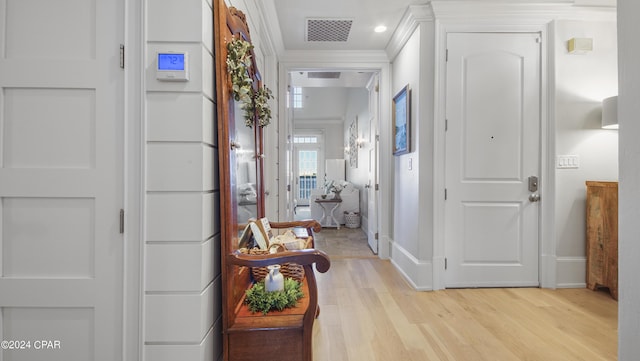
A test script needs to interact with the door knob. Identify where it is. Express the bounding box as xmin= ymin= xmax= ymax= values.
xmin=529 ymin=194 xmax=541 ymax=202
